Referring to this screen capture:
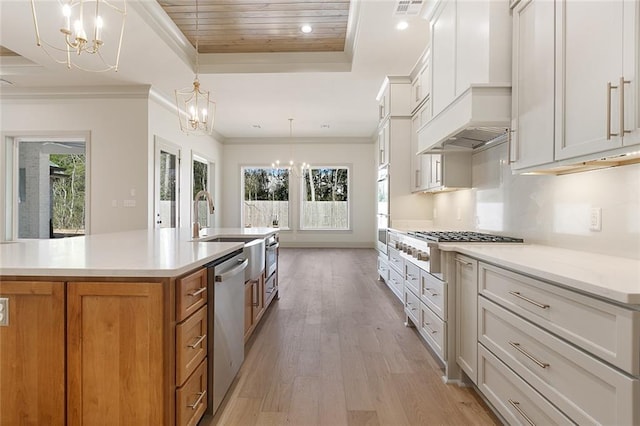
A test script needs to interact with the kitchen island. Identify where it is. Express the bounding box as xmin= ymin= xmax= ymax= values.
xmin=0 ymin=227 xmax=278 ymax=426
